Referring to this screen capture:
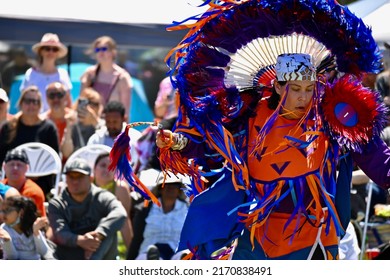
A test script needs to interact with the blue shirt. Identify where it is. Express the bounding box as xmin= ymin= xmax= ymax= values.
xmin=0 ymin=182 xmax=11 ymax=199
